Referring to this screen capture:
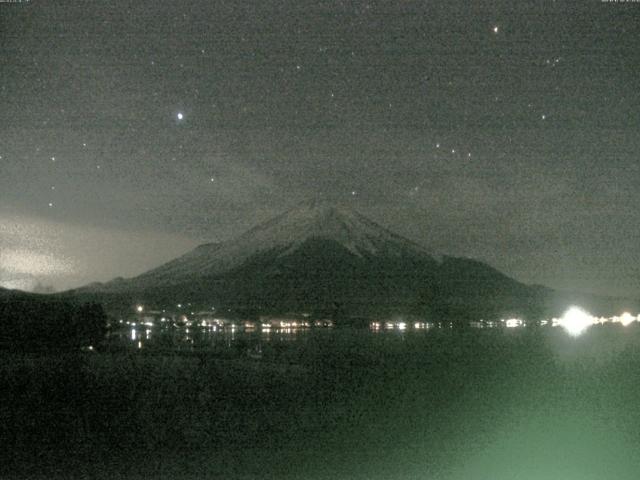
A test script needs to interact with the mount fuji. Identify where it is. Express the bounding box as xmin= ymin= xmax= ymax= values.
xmin=72 ymin=199 xmax=619 ymax=321
xmin=127 ymin=199 xmax=437 ymax=288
